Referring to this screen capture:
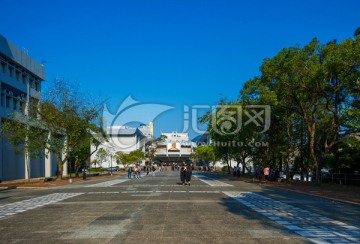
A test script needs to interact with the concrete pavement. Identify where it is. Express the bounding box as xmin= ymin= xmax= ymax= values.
xmin=0 ymin=171 xmax=359 ymax=243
